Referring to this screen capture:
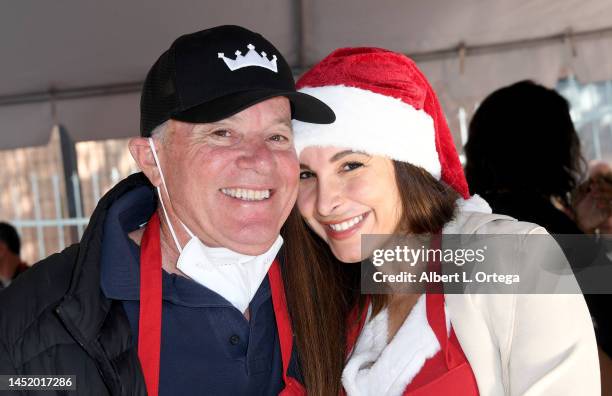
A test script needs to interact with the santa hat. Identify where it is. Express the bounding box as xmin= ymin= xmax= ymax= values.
xmin=293 ymin=47 xmax=490 ymax=213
